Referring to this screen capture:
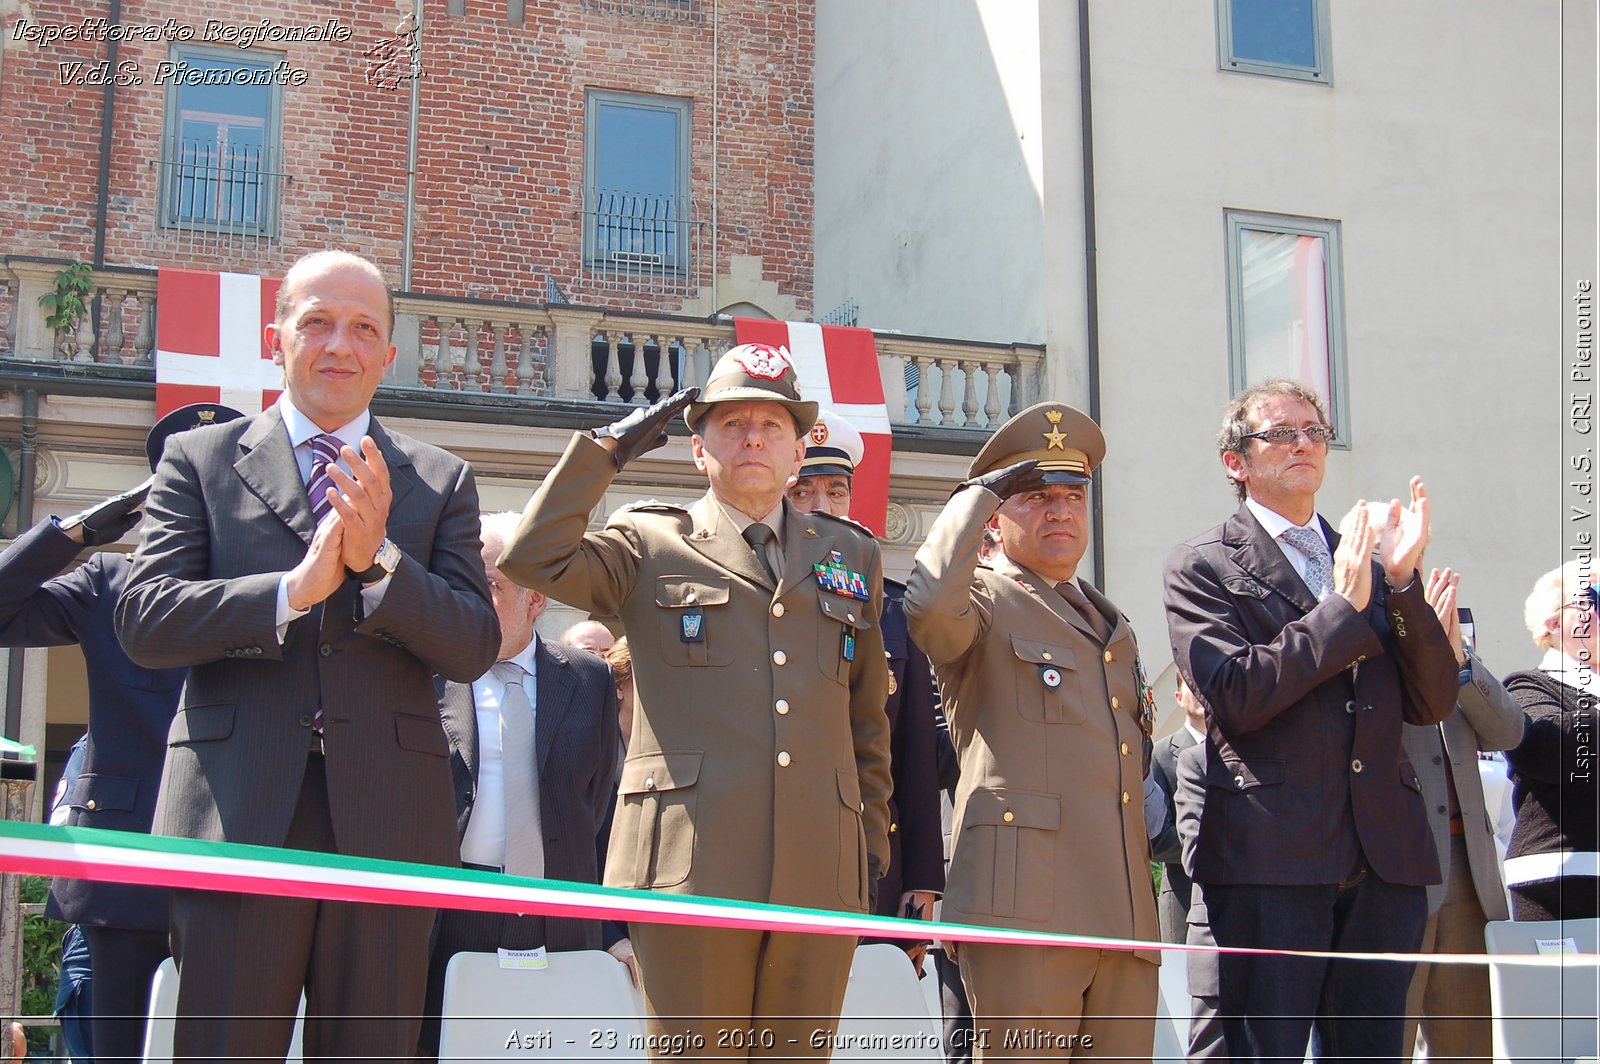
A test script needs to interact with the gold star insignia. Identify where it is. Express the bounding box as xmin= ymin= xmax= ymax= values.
xmin=1042 ymin=409 xmax=1067 ymax=450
